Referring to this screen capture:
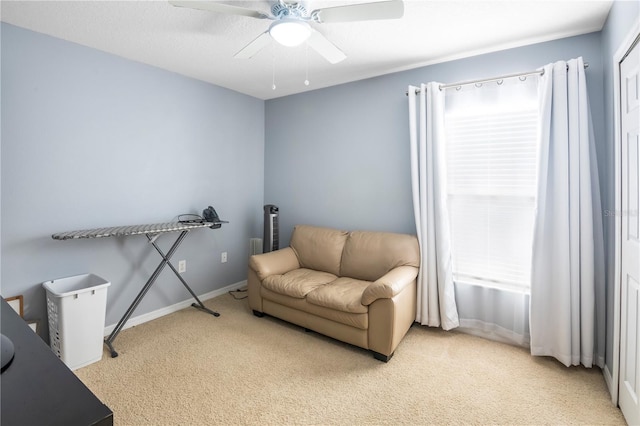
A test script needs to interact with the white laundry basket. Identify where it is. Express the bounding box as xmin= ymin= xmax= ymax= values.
xmin=43 ymin=273 xmax=110 ymax=370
